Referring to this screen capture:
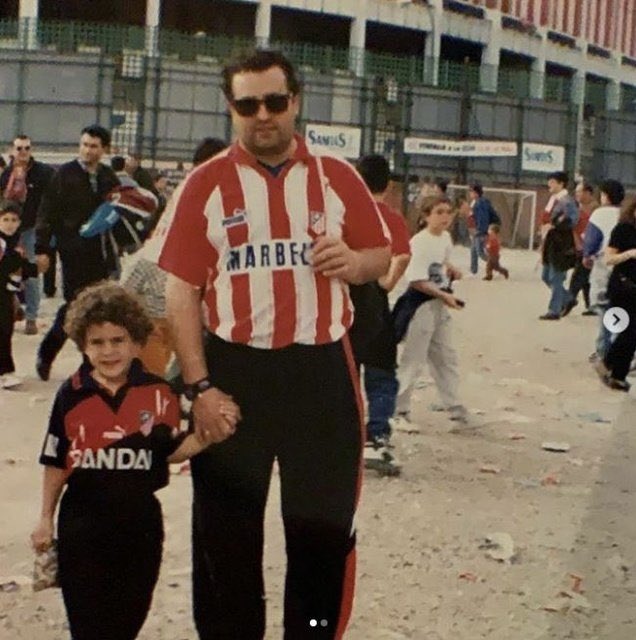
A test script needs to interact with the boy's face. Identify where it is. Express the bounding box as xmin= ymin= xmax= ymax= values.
xmin=0 ymin=212 xmax=21 ymax=236
xmin=425 ymin=203 xmax=453 ymax=233
xmin=84 ymin=322 xmax=140 ymax=388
